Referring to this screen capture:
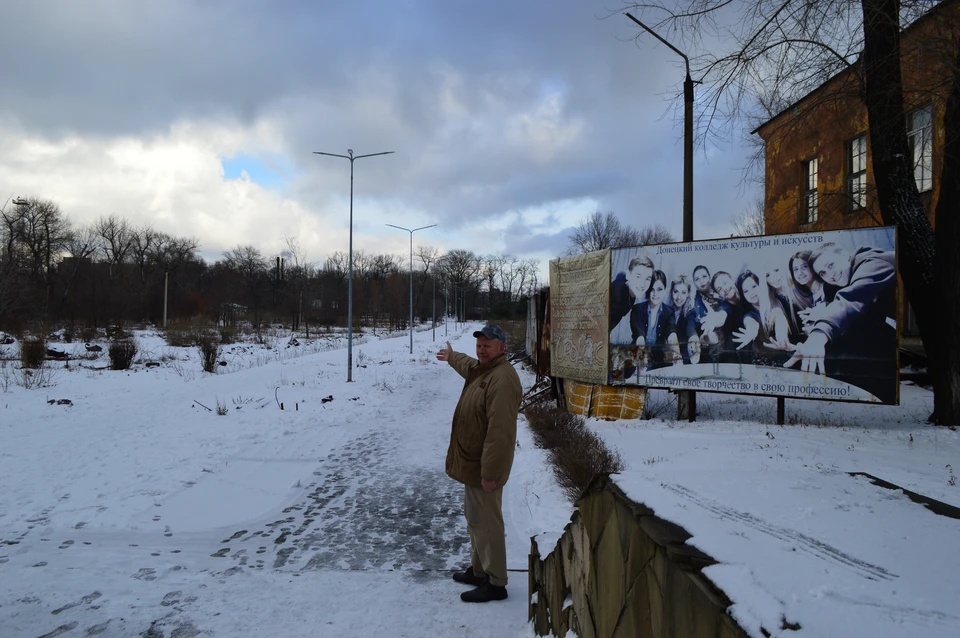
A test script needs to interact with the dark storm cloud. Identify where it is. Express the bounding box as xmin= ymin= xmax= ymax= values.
xmin=0 ymin=0 xmax=757 ymax=257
